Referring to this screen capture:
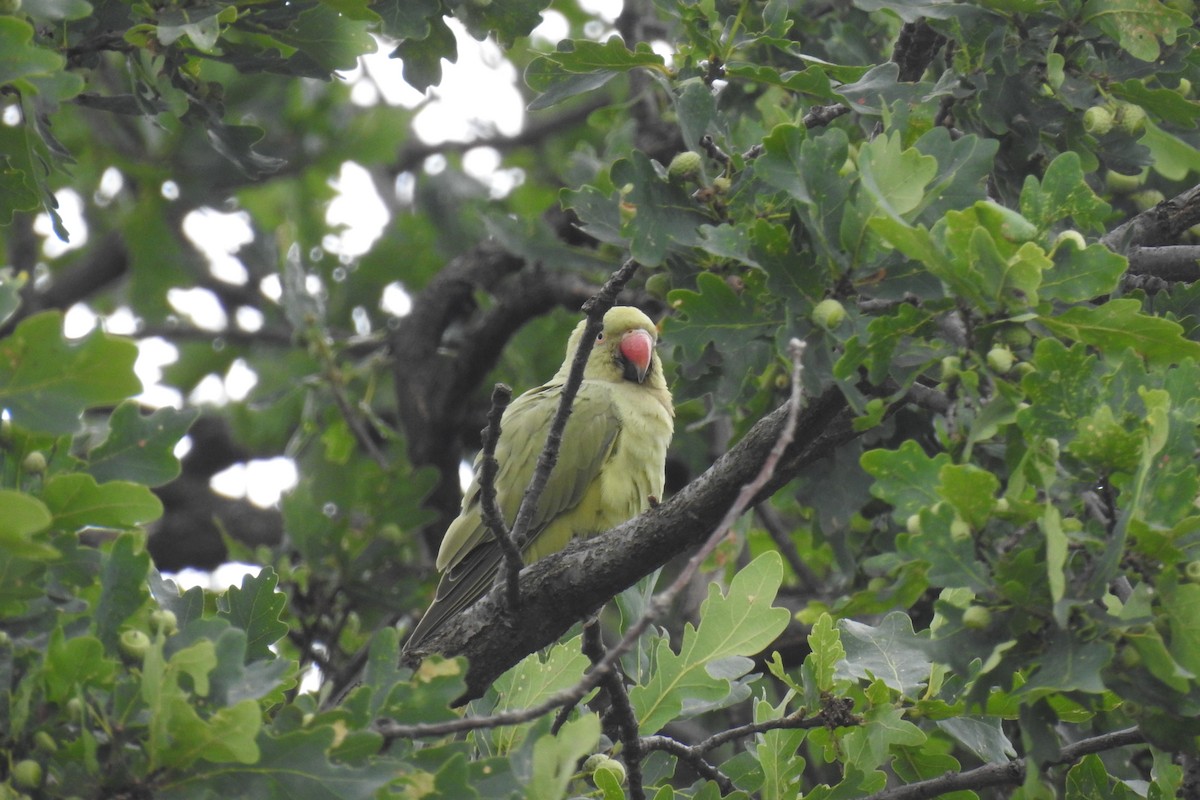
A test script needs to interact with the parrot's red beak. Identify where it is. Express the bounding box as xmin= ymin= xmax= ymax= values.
xmin=619 ymin=328 xmax=654 ymax=383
